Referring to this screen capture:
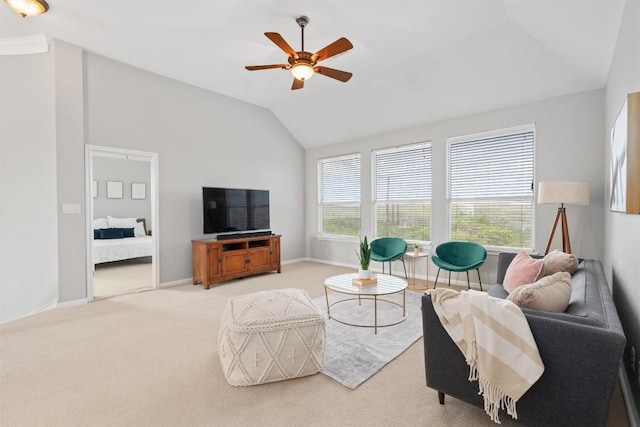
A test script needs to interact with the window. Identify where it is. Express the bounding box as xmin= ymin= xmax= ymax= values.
xmin=447 ymin=125 xmax=534 ymax=250
xmin=318 ymin=154 xmax=361 ymax=237
xmin=373 ymin=143 xmax=432 ymax=241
